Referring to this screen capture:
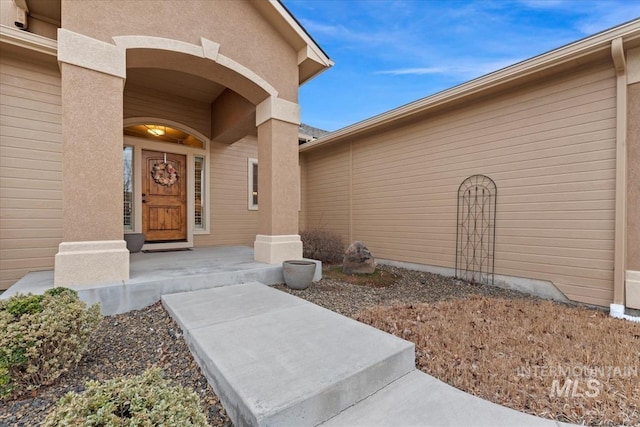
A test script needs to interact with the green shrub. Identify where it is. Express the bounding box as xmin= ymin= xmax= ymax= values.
xmin=301 ymin=228 xmax=345 ymax=264
xmin=0 ymin=288 xmax=102 ymax=398
xmin=5 ymin=293 xmax=45 ymax=317
xmin=44 ymin=368 xmax=209 ymax=426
